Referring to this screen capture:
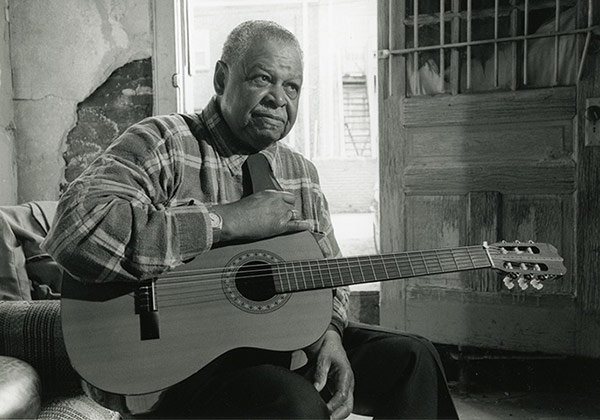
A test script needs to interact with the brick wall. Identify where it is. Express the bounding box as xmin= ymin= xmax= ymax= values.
xmin=313 ymin=157 xmax=378 ymax=213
